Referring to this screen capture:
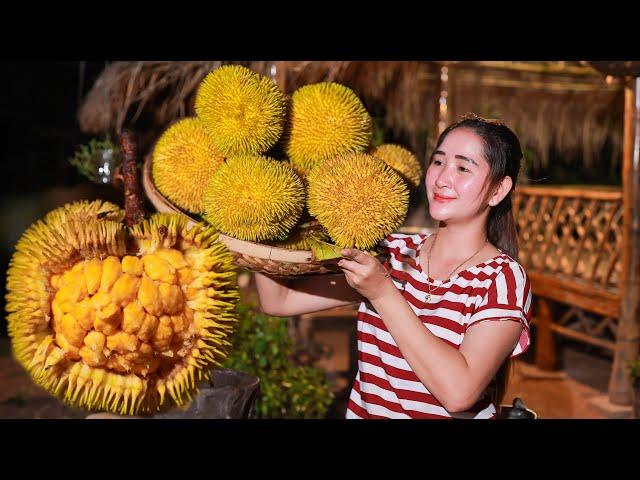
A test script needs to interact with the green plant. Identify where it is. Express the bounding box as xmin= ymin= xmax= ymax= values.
xmin=68 ymin=136 xmax=120 ymax=185
xmin=370 ymin=116 xmax=388 ymax=148
xmin=223 ymin=301 xmax=335 ymax=418
xmin=629 ymin=357 xmax=640 ymax=384
xmin=2 ymin=394 xmax=26 ymax=407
